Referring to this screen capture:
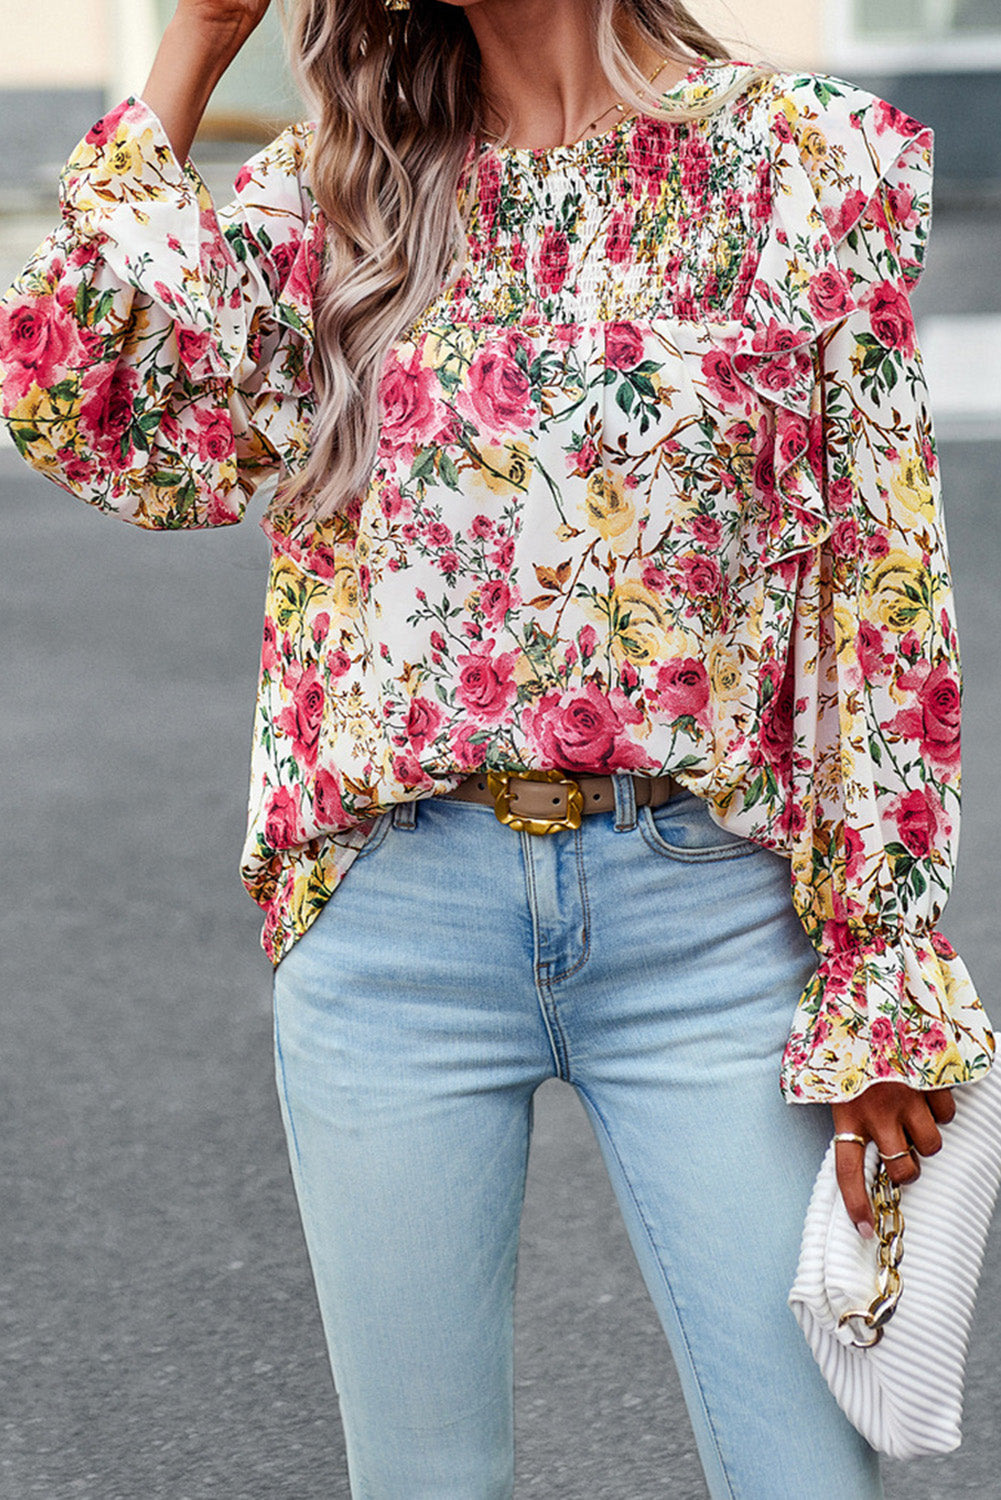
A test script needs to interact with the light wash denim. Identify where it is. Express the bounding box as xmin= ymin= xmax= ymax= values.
xmin=272 ymin=779 xmax=883 ymax=1500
